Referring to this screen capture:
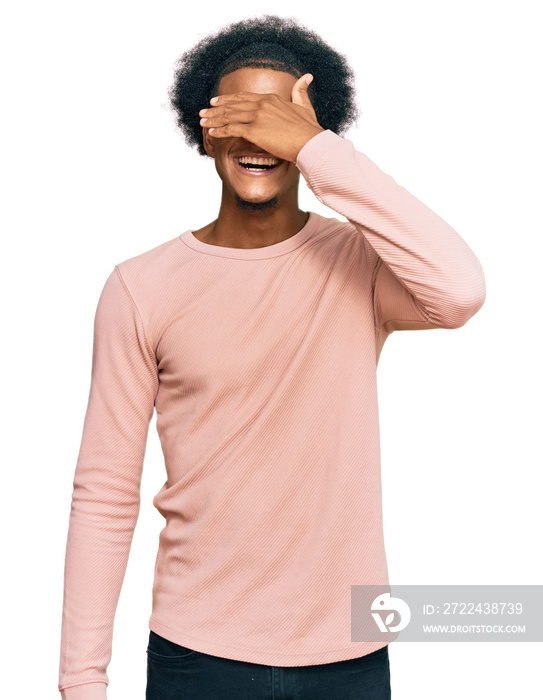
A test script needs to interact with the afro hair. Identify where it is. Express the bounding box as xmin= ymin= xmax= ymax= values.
xmin=167 ymin=15 xmax=359 ymax=156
